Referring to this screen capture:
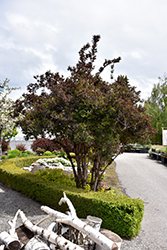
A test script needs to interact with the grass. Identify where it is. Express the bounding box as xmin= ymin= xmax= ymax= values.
xmin=102 ymin=162 xmax=120 ymax=188
xmin=101 ymin=162 xmax=124 ymax=195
